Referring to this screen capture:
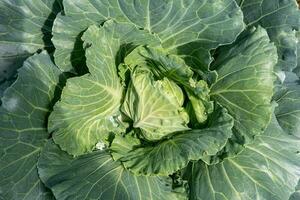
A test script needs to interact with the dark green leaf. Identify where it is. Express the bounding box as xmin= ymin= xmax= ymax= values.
xmin=0 ymin=0 xmax=63 ymax=90
xmin=0 ymin=52 xmax=63 ymax=199
xmin=210 ymin=26 xmax=277 ymax=143
xmin=53 ymin=0 xmax=244 ymax=71
xmin=185 ymin=115 xmax=300 ymax=200
xmin=274 ymin=84 xmax=300 ymax=137
xmin=236 ymin=0 xmax=300 ymax=72
xmin=38 ymin=140 xmax=181 ymax=200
